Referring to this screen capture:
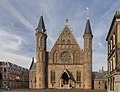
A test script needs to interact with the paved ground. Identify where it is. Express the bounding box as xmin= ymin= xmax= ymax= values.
xmin=0 ymin=89 xmax=107 ymax=92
